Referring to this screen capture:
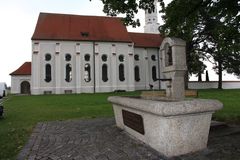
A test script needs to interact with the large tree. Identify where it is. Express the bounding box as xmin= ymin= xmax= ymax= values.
xmin=161 ymin=0 xmax=239 ymax=89
xmin=96 ymin=0 xmax=240 ymax=89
